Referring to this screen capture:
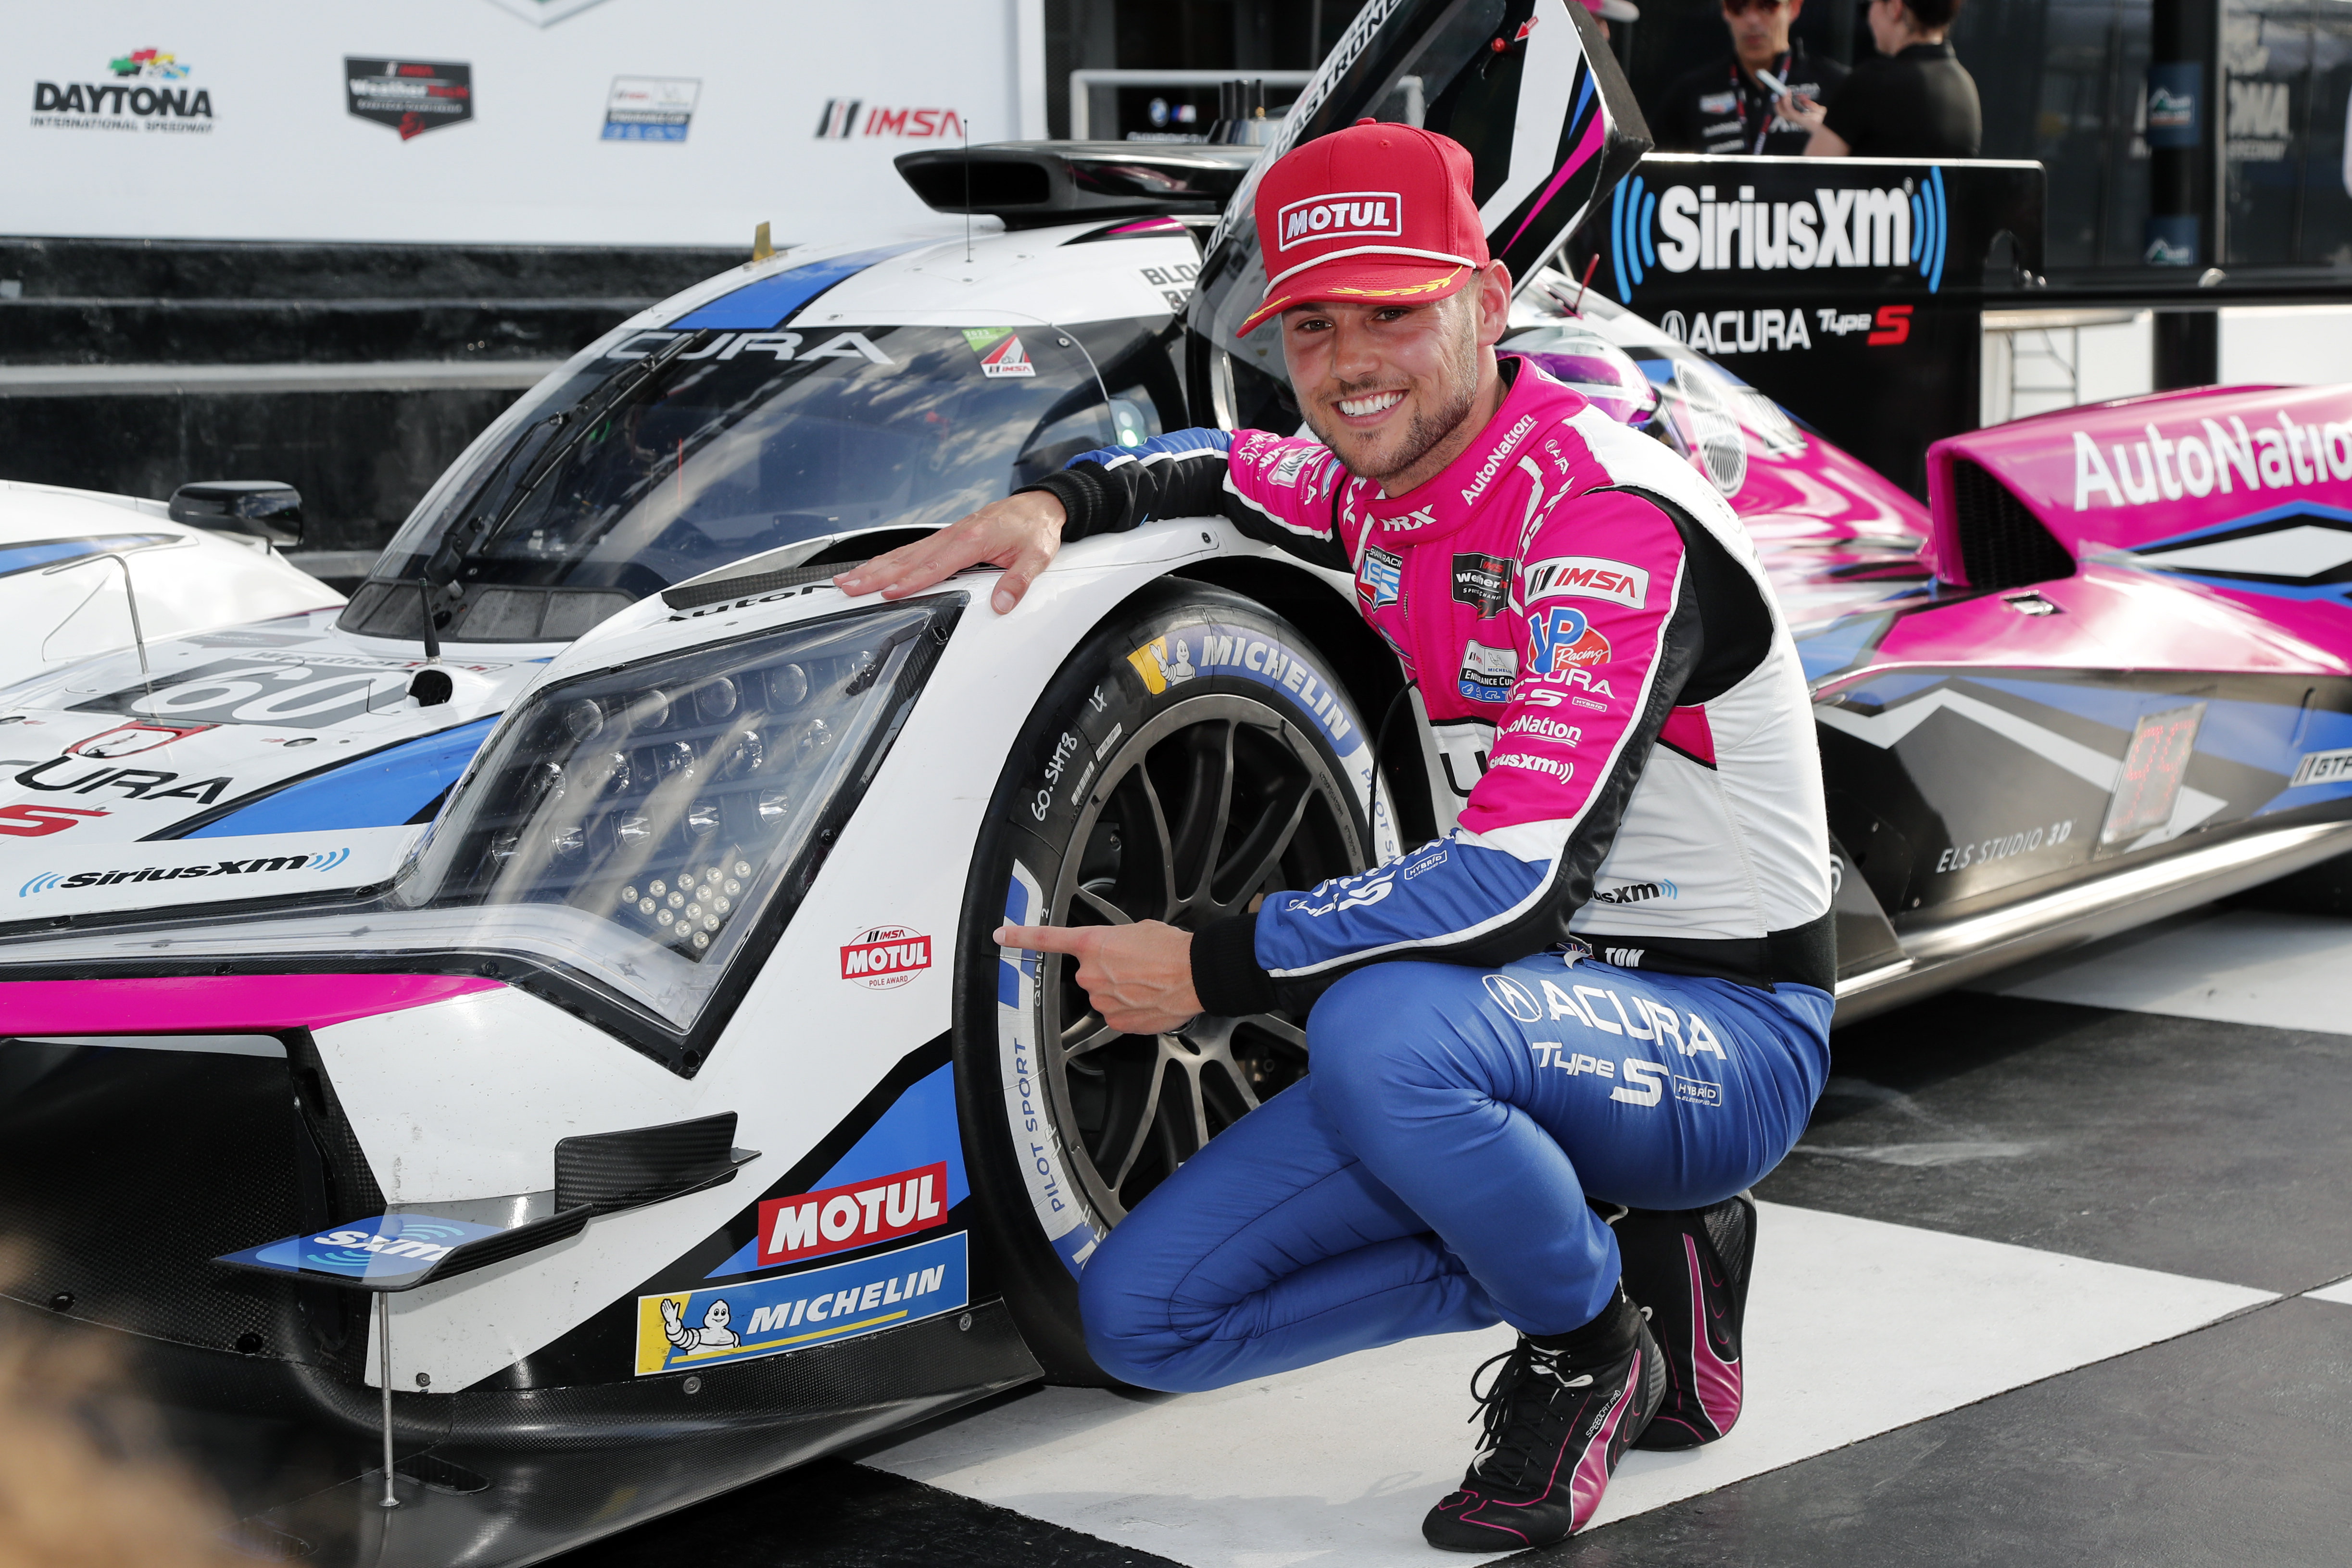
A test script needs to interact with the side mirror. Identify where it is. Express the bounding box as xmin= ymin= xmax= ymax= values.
xmin=169 ymin=480 xmax=304 ymax=548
